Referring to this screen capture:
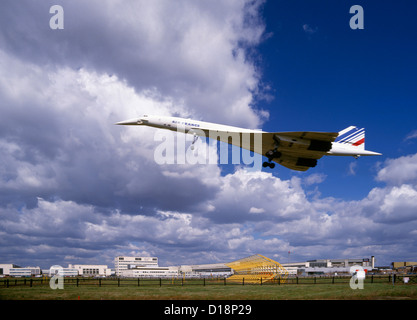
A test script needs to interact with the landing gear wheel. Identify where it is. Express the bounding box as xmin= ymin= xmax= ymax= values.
xmin=263 ymin=161 xmax=275 ymax=169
